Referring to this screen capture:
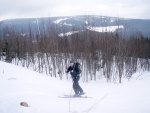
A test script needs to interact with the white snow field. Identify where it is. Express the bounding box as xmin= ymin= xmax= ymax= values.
xmin=53 ymin=18 xmax=68 ymax=24
xmin=0 ymin=61 xmax=150 ymax=113
xmin=58 ymin=31 xmax=80 ymax=37
xmin=86 ymin=25 xmax=124 ymax=32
